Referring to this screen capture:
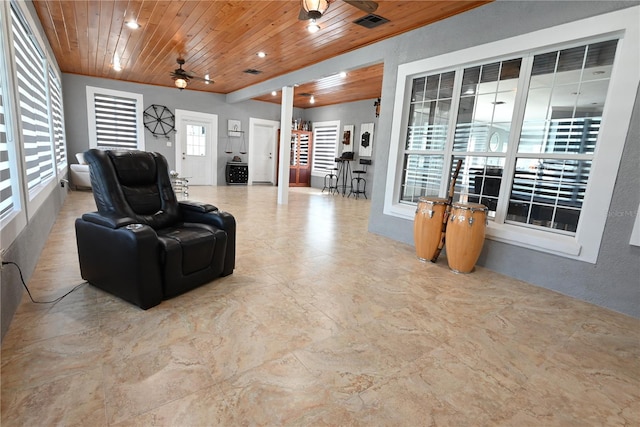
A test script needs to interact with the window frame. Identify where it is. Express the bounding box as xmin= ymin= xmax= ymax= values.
xmin=86 ymin=86 xmax=145 ymax=151
xmin=384 ymin=7 xmax=639 ymax=263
